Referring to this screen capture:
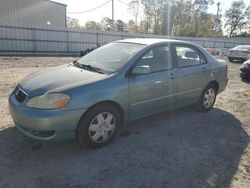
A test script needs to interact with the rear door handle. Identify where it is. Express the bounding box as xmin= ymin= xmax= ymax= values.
xmin=169 ymin=73 xmax=175 ymax=79
xmin=202 ymin=67 xmax=208 ymax=72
